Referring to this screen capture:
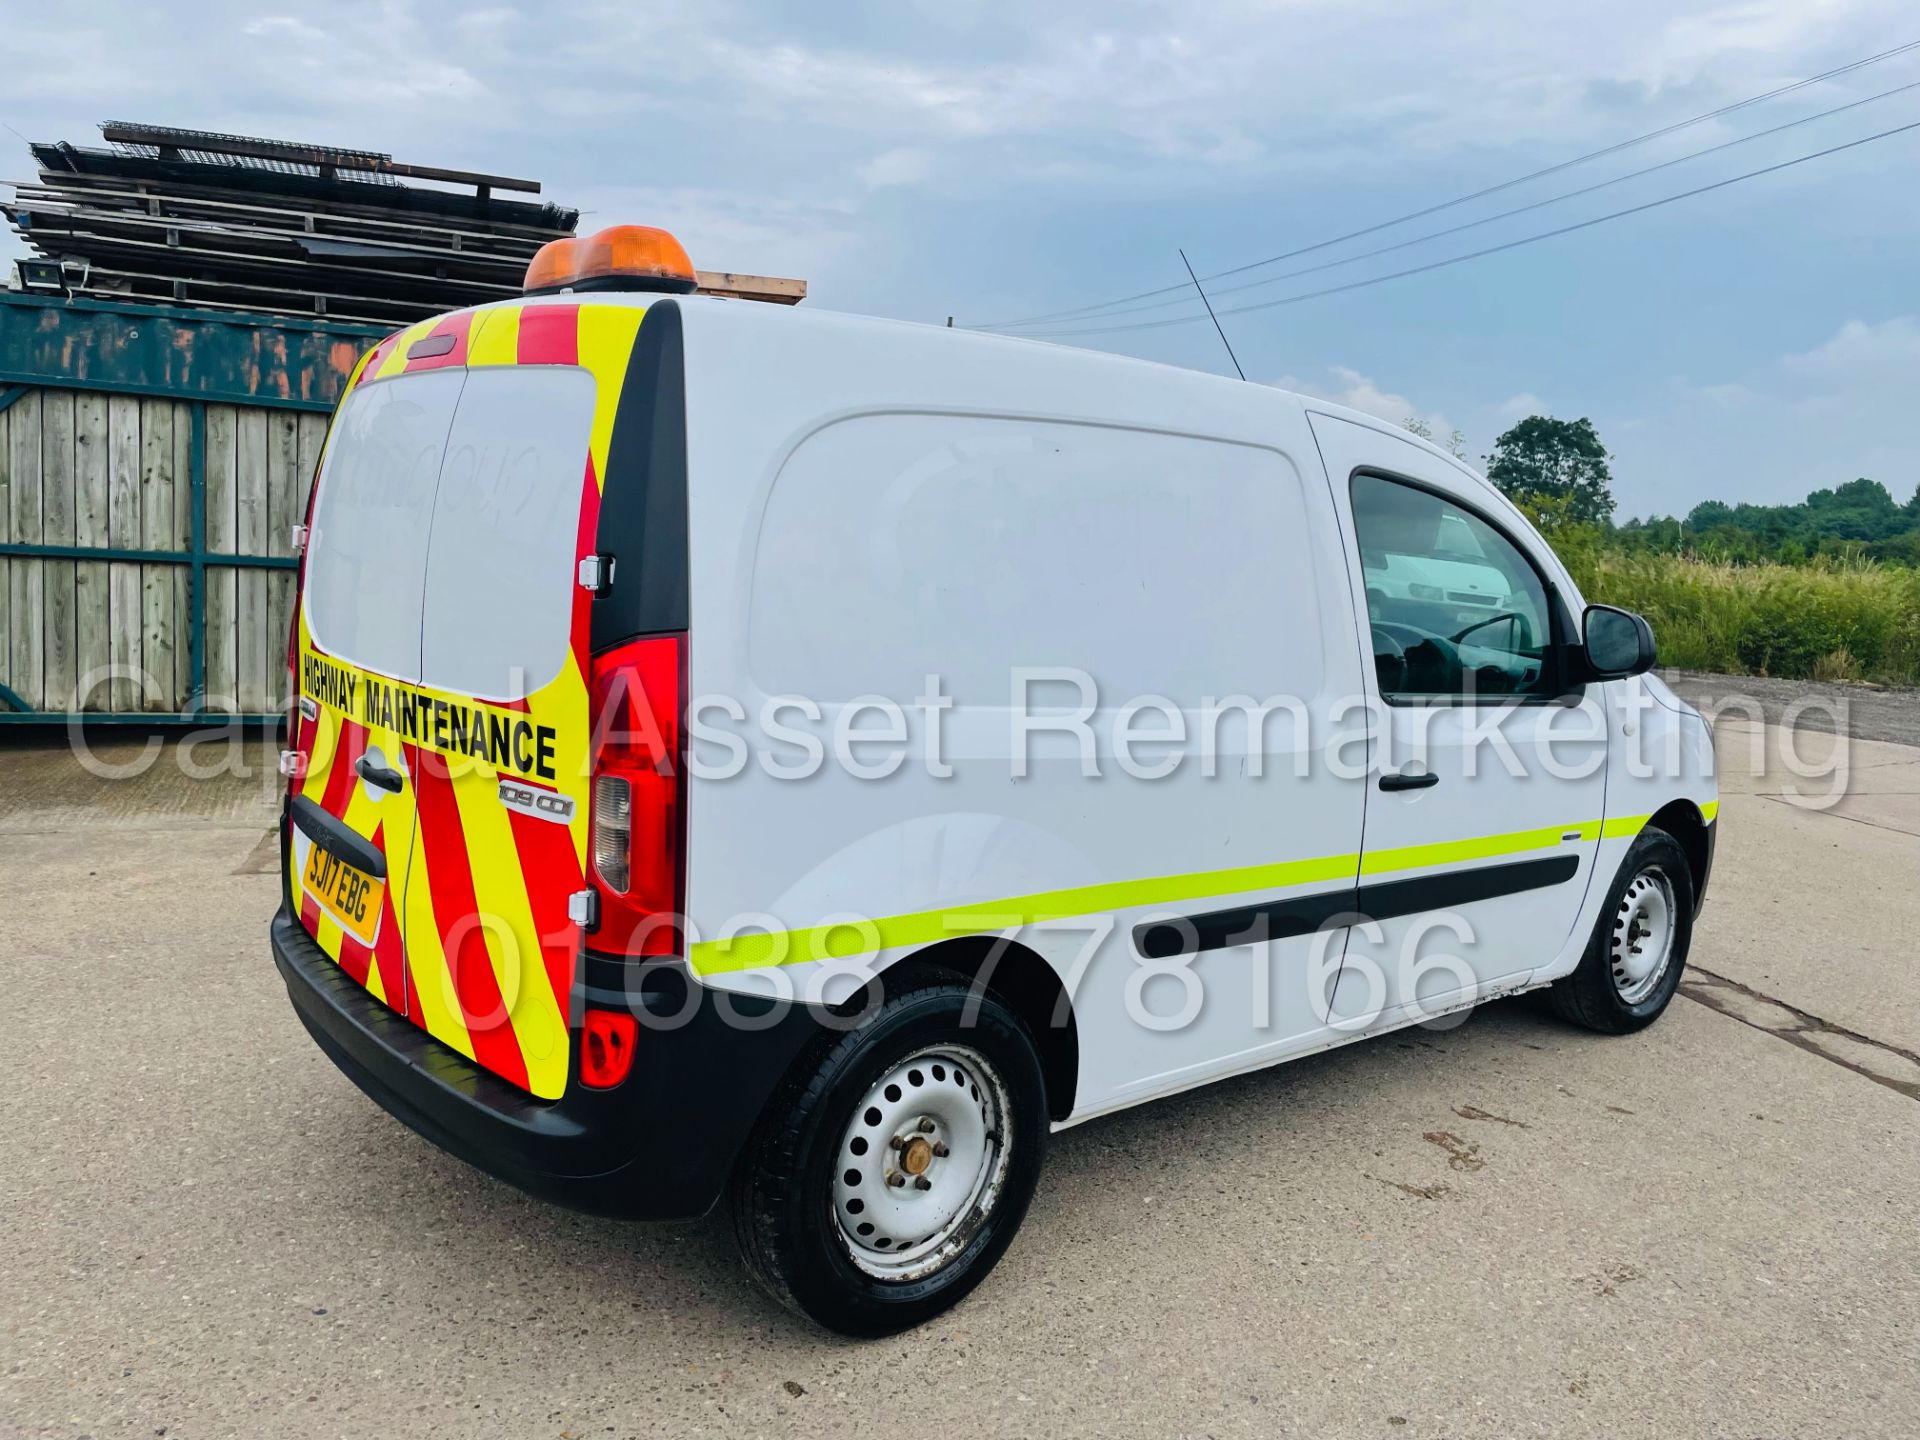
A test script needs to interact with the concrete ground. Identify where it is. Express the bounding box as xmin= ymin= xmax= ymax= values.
xmin=1 ymin=714 xmax=1916 ymax=1439
xmin=1664 ymin=667 xmax=1920 ymax=748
